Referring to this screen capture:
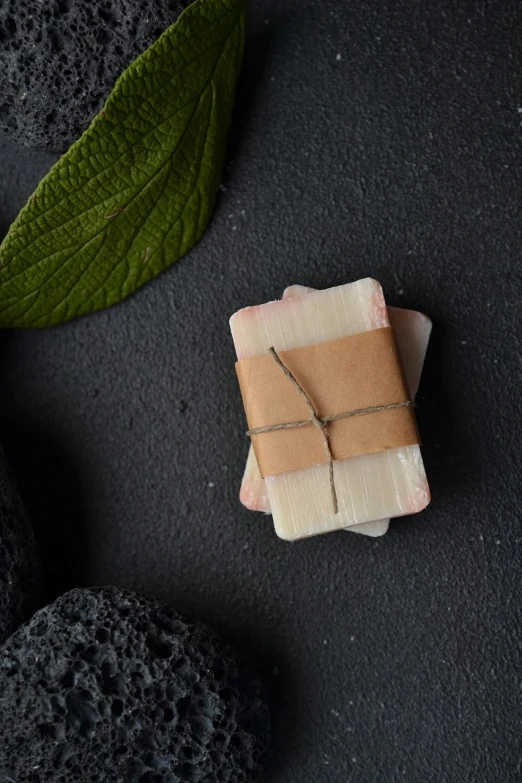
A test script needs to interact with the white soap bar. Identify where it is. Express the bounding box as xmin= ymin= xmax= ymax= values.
xmin=240 ymin=285 xmax=432 ymax=538
xmin=231 ymin=279 xmax=430 ymax=540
